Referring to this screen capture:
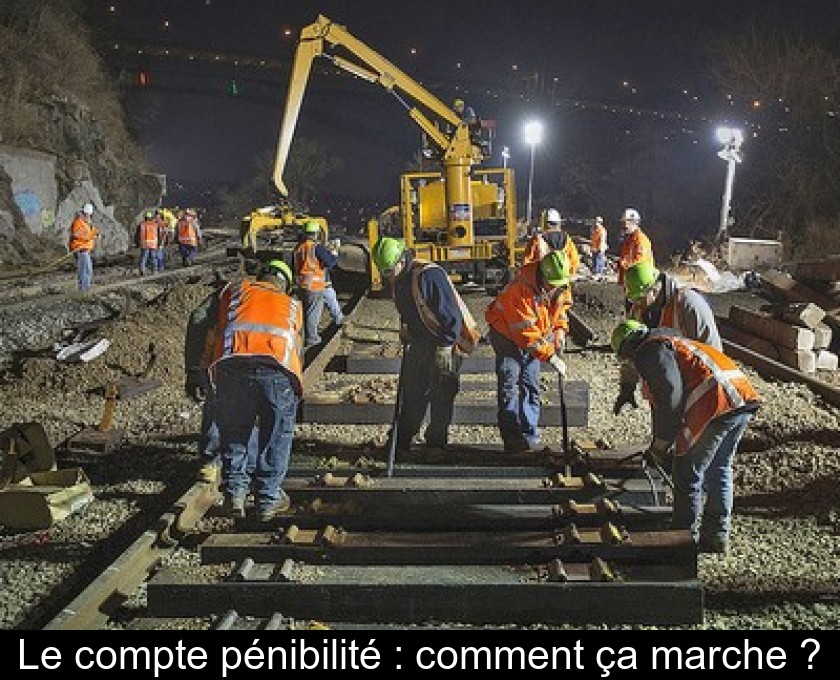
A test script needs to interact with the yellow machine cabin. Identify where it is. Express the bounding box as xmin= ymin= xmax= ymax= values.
xmin=274 ymin=15 xmax=518 ymax=289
